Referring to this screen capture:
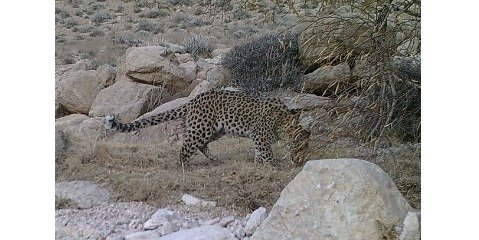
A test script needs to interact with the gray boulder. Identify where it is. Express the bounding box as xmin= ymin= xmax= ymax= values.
xmin=55 ymin=129 xmax=67 ymax=157
xmin=268 ymin=90 xmax=332 ymax=111
xmin=55 ymin=181 xmax=110 ymax=209
xmin=252 ymin=159 xmax=412 ymax=240
xmin=119 ymin=46 xmax=193 ymax=93
xmin=56 ymin=66 xmax=115 ymax=114
xmin=89 ymin=81 xmax=164 ymax=122
xmin=301 ymin=63 xmax=351 ymax=94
